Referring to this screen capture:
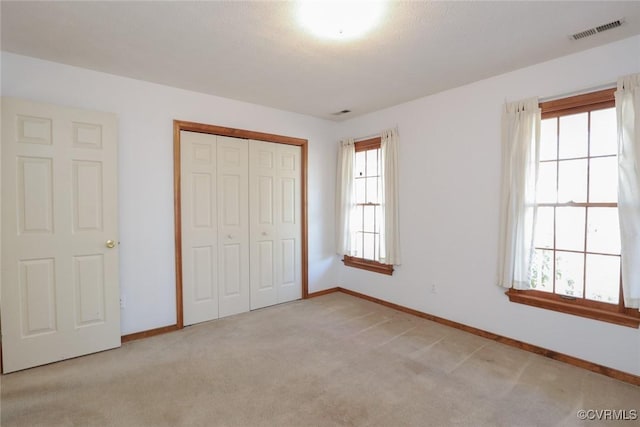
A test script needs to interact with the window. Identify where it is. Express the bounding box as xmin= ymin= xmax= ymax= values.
xmin=507 ymin=89 xmax=639 ymax=328
xmin=337 ymin=129 xmax=400 ymax=274
xmin=343 ymin=137 xmax=394 ymax=275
